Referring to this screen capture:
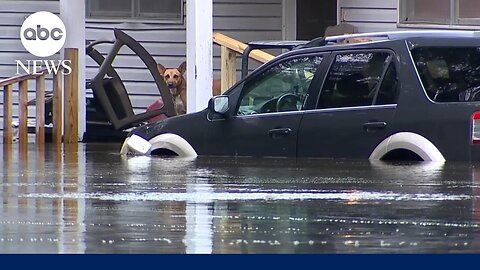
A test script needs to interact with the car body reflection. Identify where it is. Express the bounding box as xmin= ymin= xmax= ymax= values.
xmin=1 ymin=144 xmax=479 ymax=253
